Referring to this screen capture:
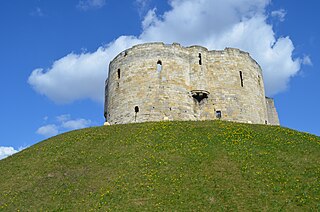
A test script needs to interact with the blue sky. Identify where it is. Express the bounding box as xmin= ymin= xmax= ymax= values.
xmin=0 ymin=0 xmax=319 ymax=159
